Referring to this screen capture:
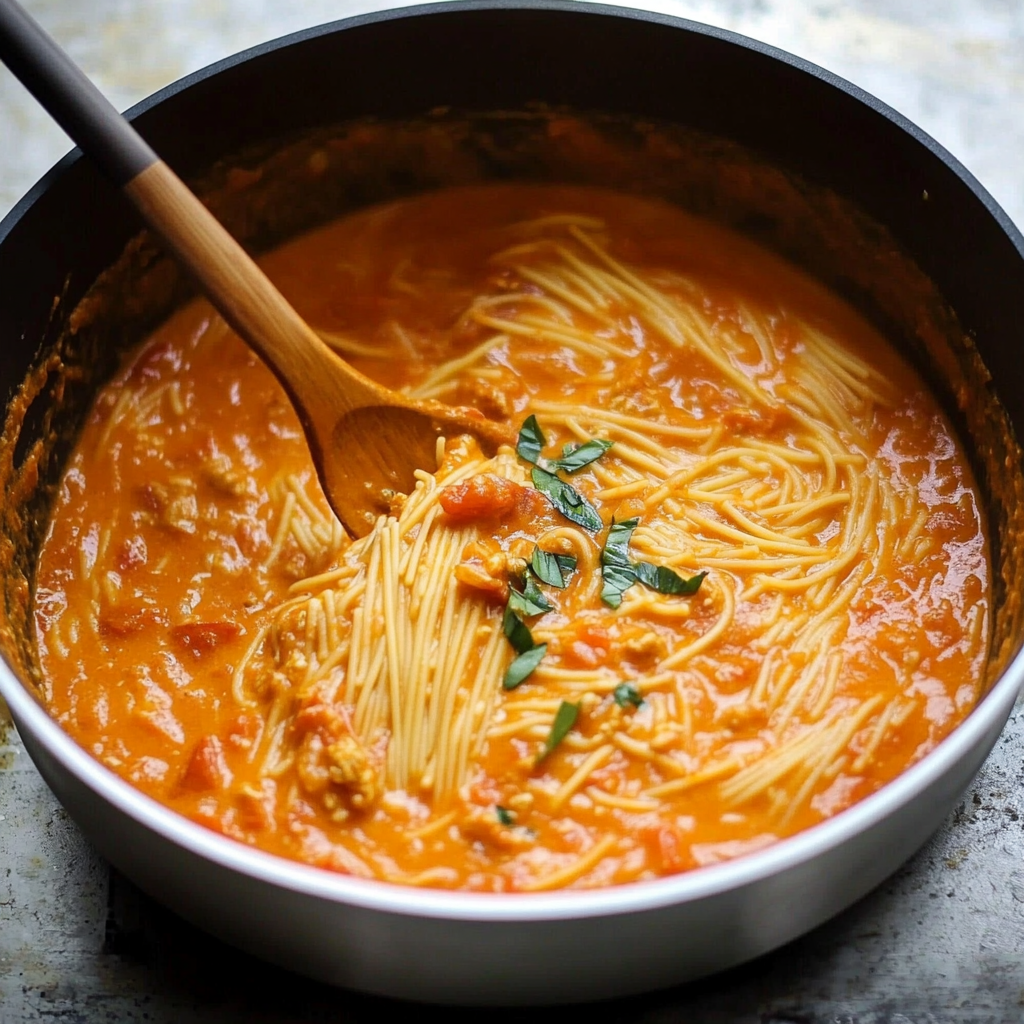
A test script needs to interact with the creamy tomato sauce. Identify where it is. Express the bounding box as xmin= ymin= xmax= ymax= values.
xmin=34 ymin=185 xmax=989 ymax=891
